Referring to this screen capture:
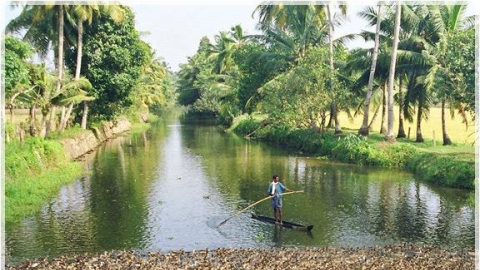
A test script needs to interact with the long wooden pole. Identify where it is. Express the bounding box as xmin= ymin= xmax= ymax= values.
xmin=218 ymin=190 xmax=304 ymax=226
